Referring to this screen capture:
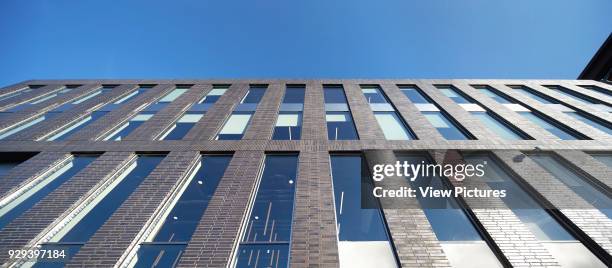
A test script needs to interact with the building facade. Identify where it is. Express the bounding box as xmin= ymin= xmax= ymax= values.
xmin=0 ymin=79 xmax=610 ymax=268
